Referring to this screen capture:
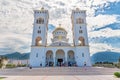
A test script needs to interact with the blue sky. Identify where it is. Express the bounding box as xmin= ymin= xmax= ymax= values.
xmin=0 ymin=0 xmax=120 ymax=55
